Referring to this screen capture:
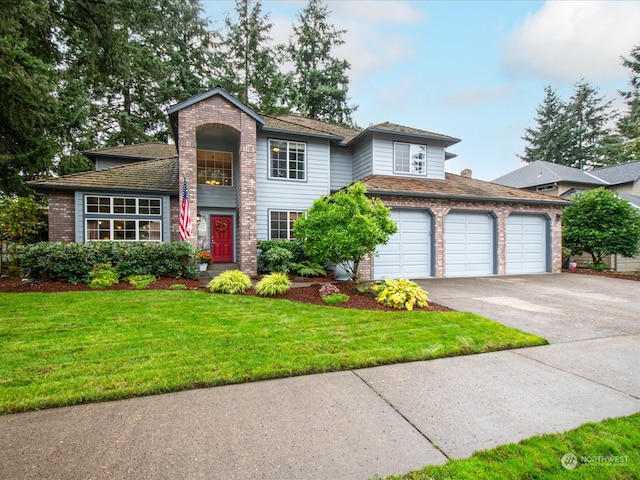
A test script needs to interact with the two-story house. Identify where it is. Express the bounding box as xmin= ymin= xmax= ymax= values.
xmin=30 ymin=87 xmax=568 ymax=279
